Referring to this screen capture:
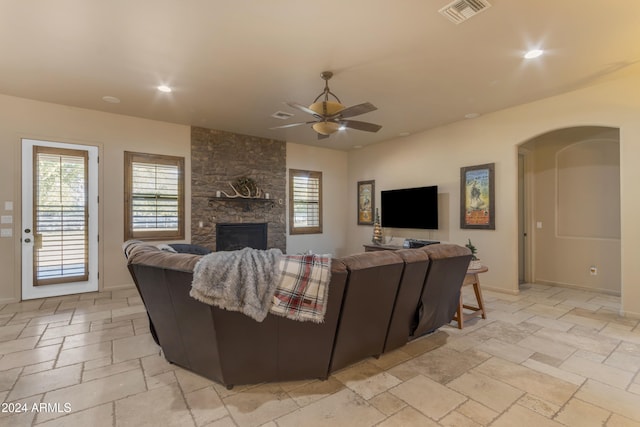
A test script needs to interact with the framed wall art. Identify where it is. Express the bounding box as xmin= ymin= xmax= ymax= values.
xmin=460 ymin=163 xmax=495 ymax=229
xmin=357 ymin=180 xmax=375 ymax=225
